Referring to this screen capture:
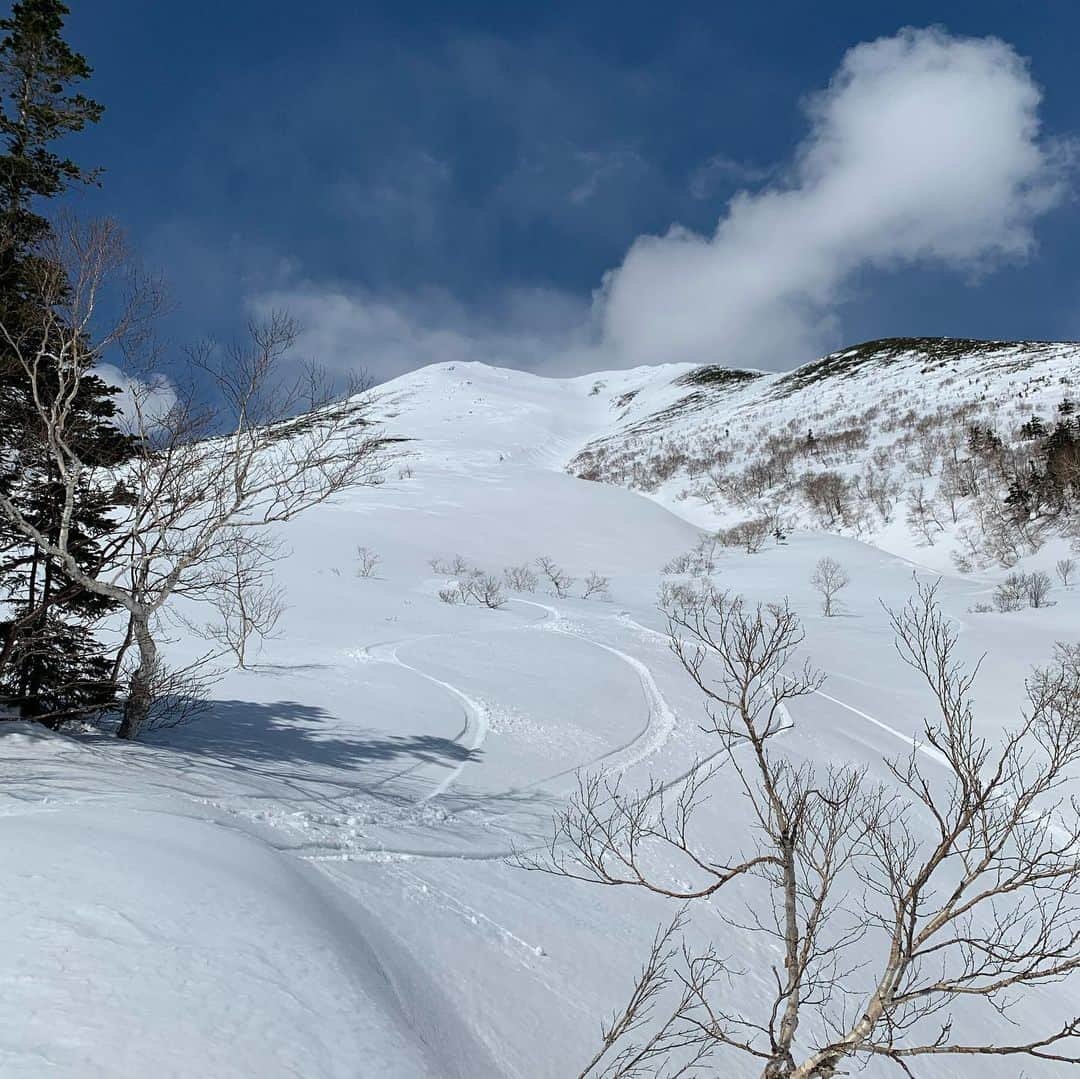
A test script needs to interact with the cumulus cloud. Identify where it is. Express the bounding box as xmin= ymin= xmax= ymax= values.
xmin=599 ymin=27 xmax=1070 ymax=369
xmin=95 ymin=364 xmax=179 ymax=431
xmin=251 ymin=27 xmax=1070 ymax=380
xmin=249 ymin=285 xmax=596 ymax=383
